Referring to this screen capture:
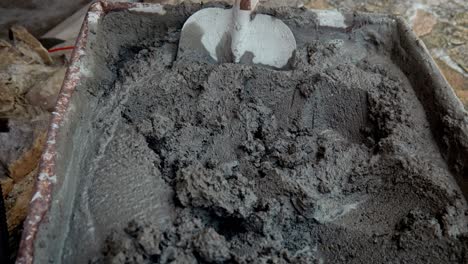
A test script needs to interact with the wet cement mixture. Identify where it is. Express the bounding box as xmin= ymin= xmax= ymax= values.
xmin=64 ymin=4 xmax=468 ymax=264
